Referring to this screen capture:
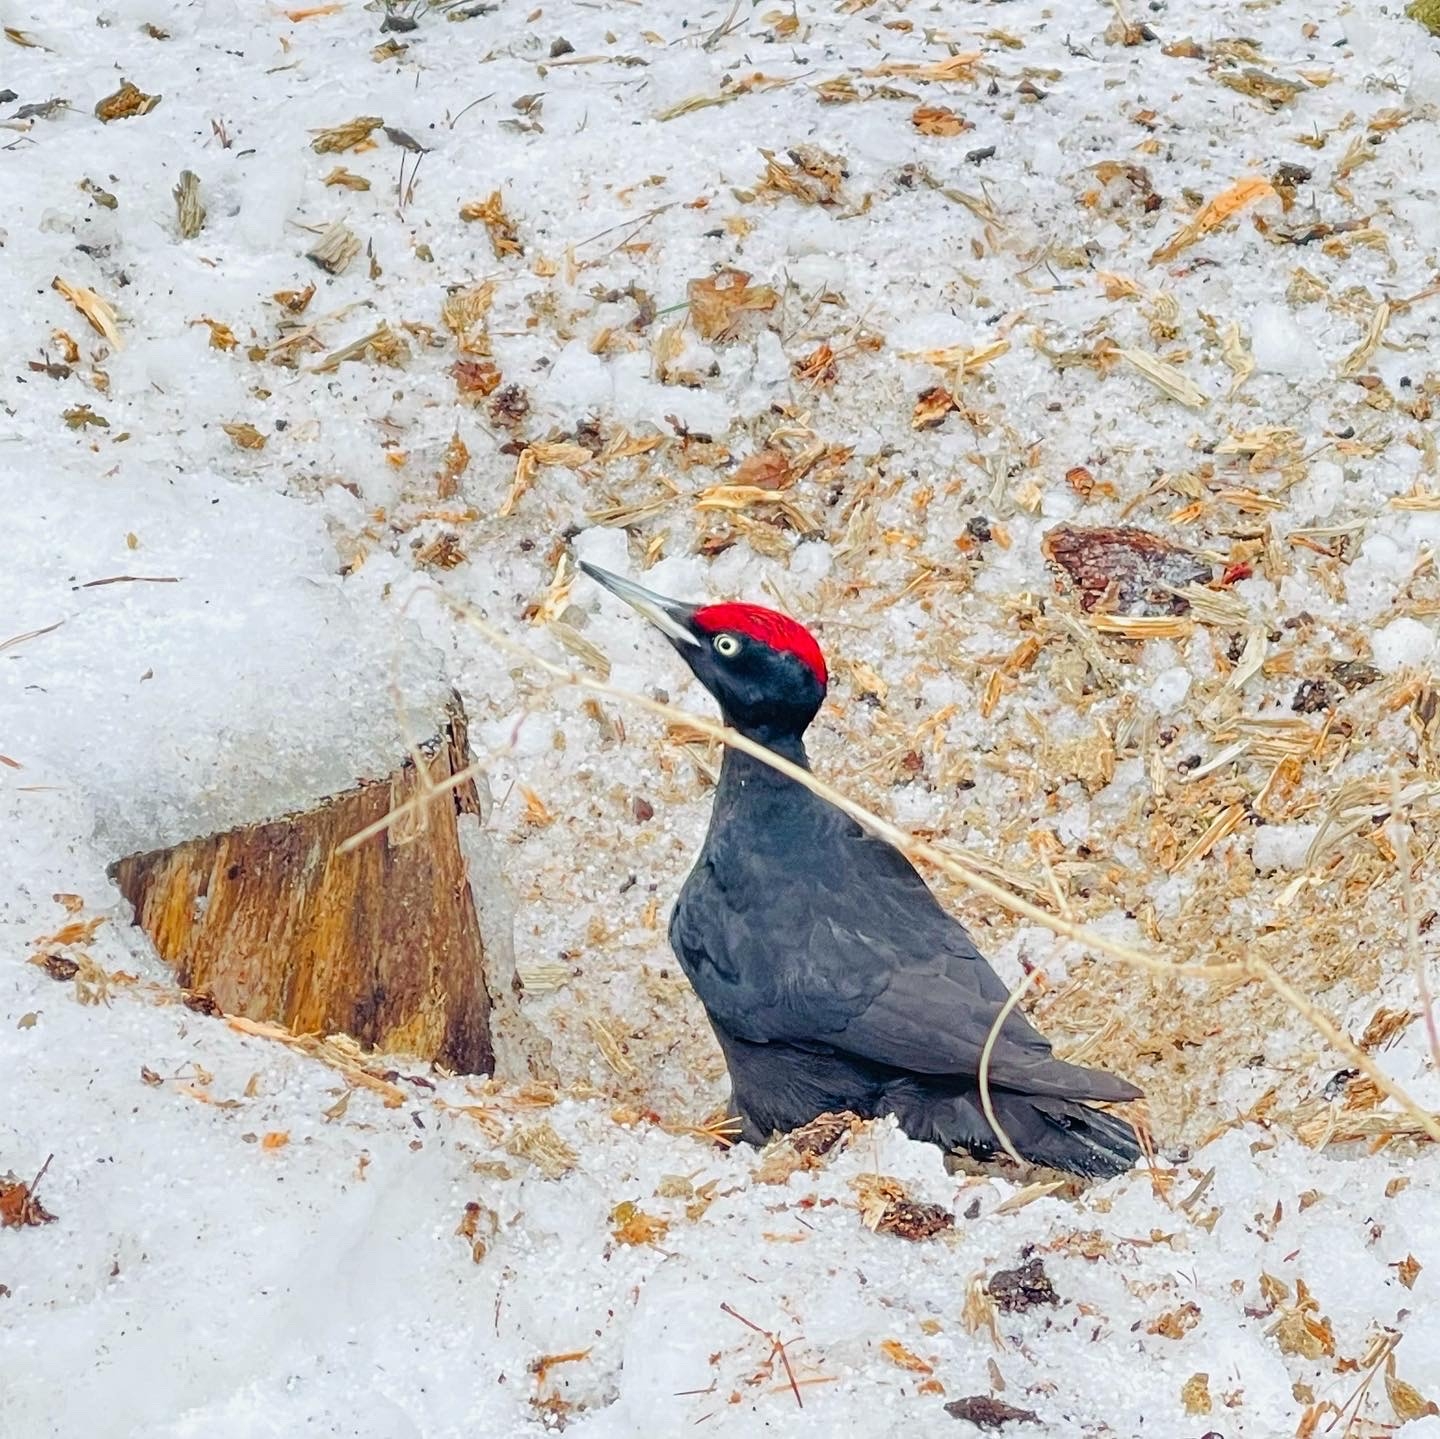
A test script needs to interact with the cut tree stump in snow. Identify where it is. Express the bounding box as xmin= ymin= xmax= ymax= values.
xmin=110 ymin=701 xmax=495 ymax=1074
